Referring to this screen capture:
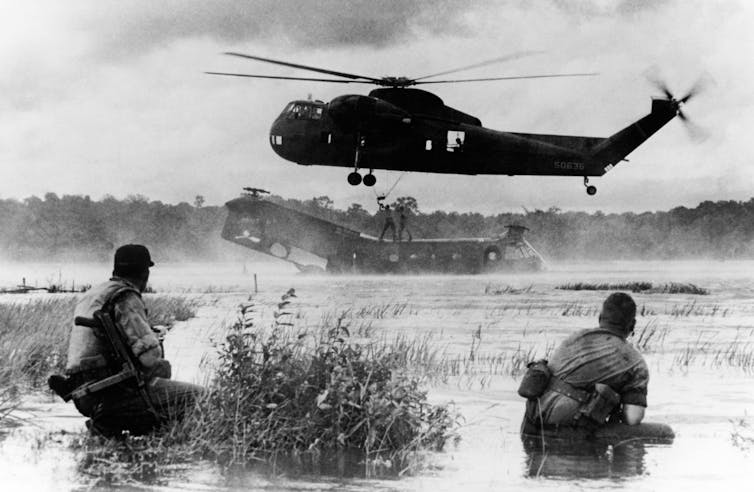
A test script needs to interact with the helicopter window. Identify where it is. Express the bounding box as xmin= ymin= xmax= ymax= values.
xmin=425 ymin=139 xmax=432 ymax=150
xmin=447 ymin=131 xmax=465 ymax=152
xmin=286 ymin=103 xmax=322 ymax=120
